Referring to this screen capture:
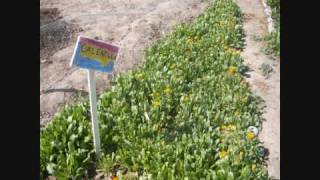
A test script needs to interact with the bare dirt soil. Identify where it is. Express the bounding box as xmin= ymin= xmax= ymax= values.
xmin=40 ymin=0 xmax=212 ymax=126
xmin=236 ymin=0 xmax=280 ymax=179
